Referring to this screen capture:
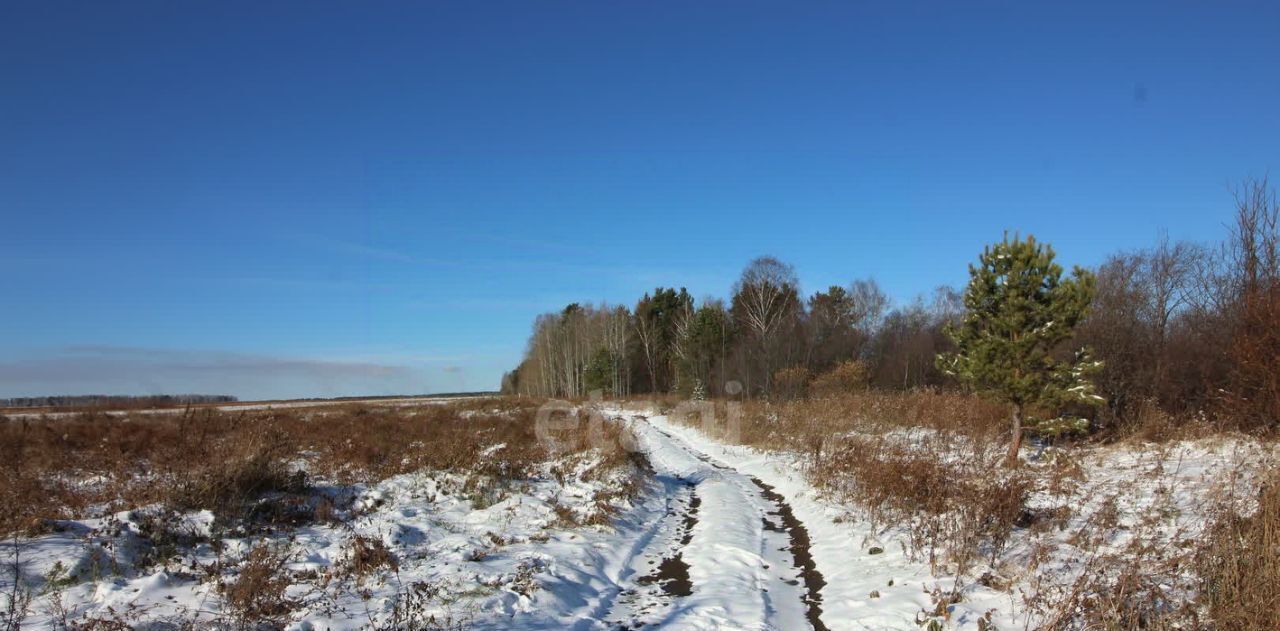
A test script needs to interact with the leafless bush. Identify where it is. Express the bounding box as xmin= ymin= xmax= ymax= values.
xmin=218 ymin=542 xmax=299 ymax=627
xmin=338 ymin=534 xmax=398 ymax=585
xmin=170 ymin=428 xmax=303 ymax=523
xmin=132 ymin=508 xmax=212 ymax=571
xmin=1224 ymin=178 xmax=1280 ymax=430
xmin=2 ymin=539 xmax=33 ymax=631
xmin=818 ymin=434 xmax=1029 ymax=573
xmin=1030 ymin=480 xmax=1204 ymax=631
xmin=374 ymin=580 xmax=469 ymax=631
xmin=1035 ymin=552 xmax=1200 ymax=631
